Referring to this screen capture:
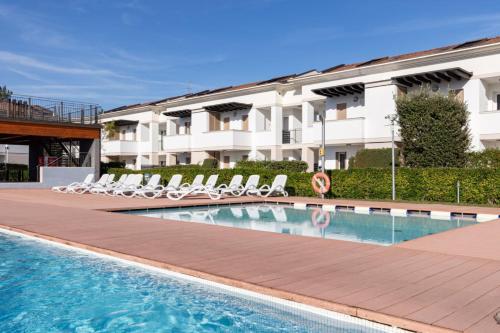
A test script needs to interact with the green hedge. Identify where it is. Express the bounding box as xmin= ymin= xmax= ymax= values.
xmin=108 ymin=166 xmax=500 ymax=205
xmin=466 ymin=148 xmax=500 ymax=168
xmin=0 ymin=163 xmax=28 ymax=182
xmin=330 ymin=168 xmax=499 ymax=205
xmin=349 ymin=148 xmax=401 ymax=168
xmin=235 ymin=160 xmax=308 ymax=172
xmin=109 ymin=166 xmax=316 ymax=197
